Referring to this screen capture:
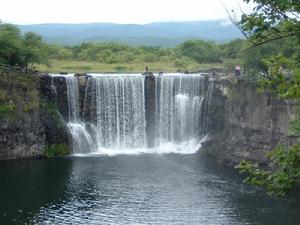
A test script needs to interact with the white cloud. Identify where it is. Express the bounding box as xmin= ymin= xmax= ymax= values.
xmin=0 ymin=0 xmax=252 ymax=24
